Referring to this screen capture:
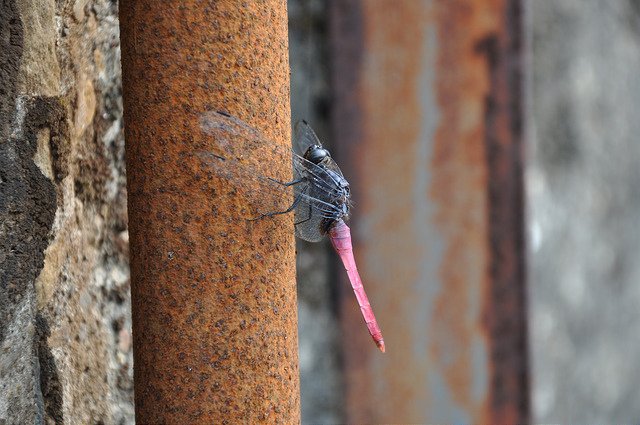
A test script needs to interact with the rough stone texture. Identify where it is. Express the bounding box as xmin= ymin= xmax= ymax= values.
xmin=529 ymin=0 xmax=640 ymax=422
xmin=0 ymin=0 xmax=133 ymax=424
xmin=289 ymin=1 xmax=344 ymax=424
